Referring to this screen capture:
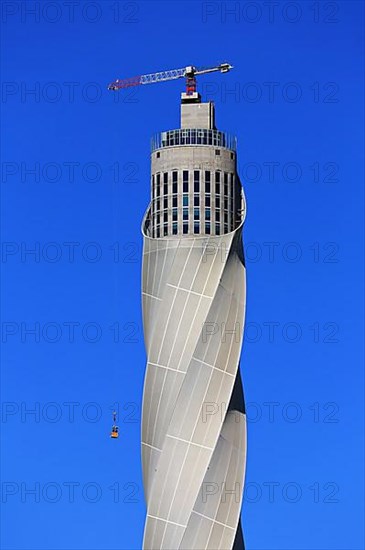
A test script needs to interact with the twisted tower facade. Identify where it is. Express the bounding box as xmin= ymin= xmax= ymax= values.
xmin=141 ymin=91 xmax=247 ymax=550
